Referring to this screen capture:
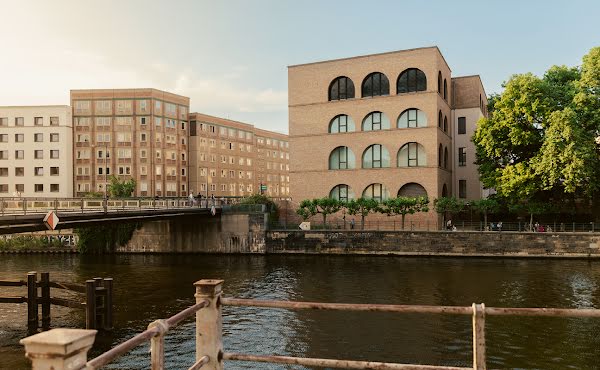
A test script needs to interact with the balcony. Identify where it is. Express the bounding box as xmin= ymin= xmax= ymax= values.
xmin=76 ymin=175 xmax=91 ymax=181
xmin=75 ymin=142 xmax=90 ymax=148
xmin=118 ymin=158 xmax=132 ymax=164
